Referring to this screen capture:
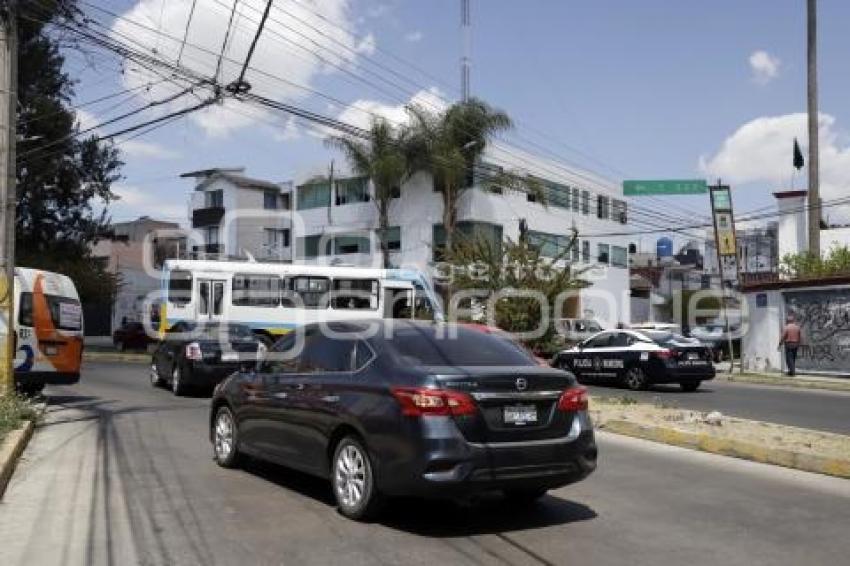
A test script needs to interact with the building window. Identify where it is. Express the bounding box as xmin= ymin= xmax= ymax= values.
xmin=384 ymin=226 xmax=401 ymax=251
xmin=572 ymin=239 xmax=580 ymax=263
xmin=528 ymin=230 xmax=573 ymax=258
xmin=597 ymin=243 xmax=610 ymax=264
xmin=263 ymin=190 xmax=278 ymax=210
xmin=298 ymin=235 xmax=330 ymax=259
xmin=572 ymin=187 xmax=580 ymax=212
xmin=297 ymin=182 xmax=331 ymax=210
xmin=582 ymin=240 xmax=590 ymax=262
xmin=232 ymin=274 xmax=281 ymax=307
xmin=331 ymin=279 xmax=379 ymax=310
xmin=280 ymin=193 xmax=291 ymax=210
xmin=334 ymin=234 xmax=370 ymax=255
xmin=611 ymin=245 xmax=628 ymax=267
xmin=612 ymin=199 xmax=627 ymax=224
xmin=597 ymin=195 xmax=610 ymax=220
xmin=205 ymin=226 xmax=219 ymax=245
xmin=543 ymin=183 xmax=570 ymax=209
xmin=264 ymin=228 xmax=290 ymax=249
xmin=433 ymin=222 xmax=503 ymax=262
xmin=335 ymin=177 xmax=370 ymax=205
xmin=390 ymin=185 xmax=401 ymax=199
xmin=581 ymin=190 xmax=590 ymax=215
xmin=205 ymin=189 xmax=223 ymax=208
